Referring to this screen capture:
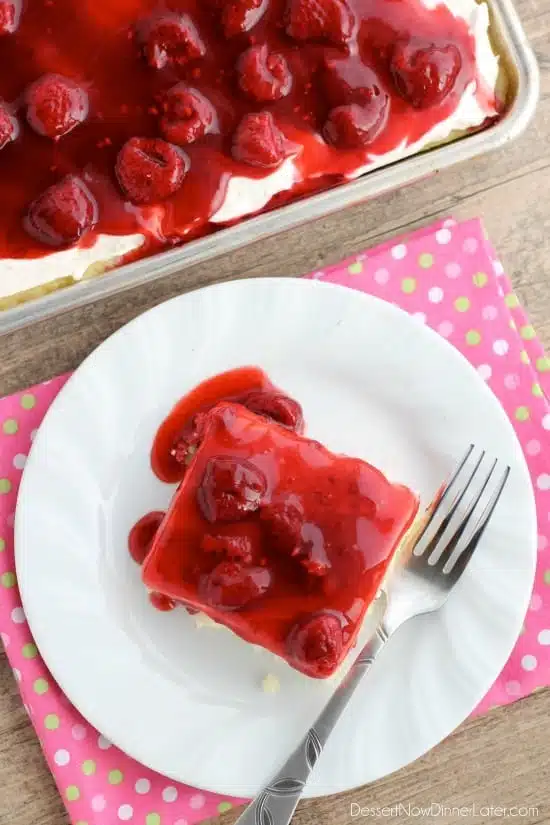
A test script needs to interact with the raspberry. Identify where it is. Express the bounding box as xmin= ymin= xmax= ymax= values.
xmin=201 ymin=534 xmax=255 ymax=564
xmin=160 ymin=85 xmax=216 ymax=147
xmin=286 ymin=612 xmax=343 ymax=677
xmin=116 ymin=137 xmax=189 ymax=205
xmin=391 ymin=42 xmax=462 ymax=109
xmin=0 ymin=0 xmax=21 ymax=35
xmin=286 ymin=0 xmax=354 ymax=45
xmin=0 ymin=101 xmax=18 ymax=150
xmin=232 ymin=111 xmax=286 ymax=169
xmin=323 ymin=98 xmax=388 ymax=149
xmin=139 ymin=14 xmax=205 ymax=70
xmin=221 ymin=0 xmax=268 ymax=38
xmin=323 ymin=56 xmax=385 ymax=107
xmin=238 ymin=390 xmax=303 ymax=431
xmin=23 ymin=175 xmax=98 ymax=247
xmin=171 ymin=412 xmax=208 ymax=464
xmin=128 ymin=511 xmax=165 ymax=565
xmin=197 ymin=456 xmax=267 ymax=523
xmin=199 ymin=561 xmax=271 ymax=610
xmin=26 ymin=74 xmax=88 ymax=140
xmin=238 ymin=45 xmax=293 ymax=103
xmin=261 ymin=496 xmax=304 ymax=556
